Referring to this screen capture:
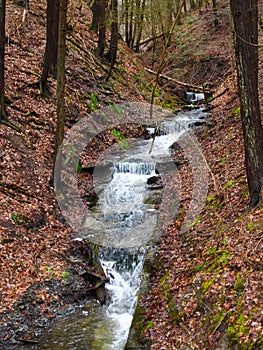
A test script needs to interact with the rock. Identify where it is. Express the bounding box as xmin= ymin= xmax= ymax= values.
xmin=147 ymin=175 xmax=161 ymax=185
xmin=96 ymin=287 xmax=107 ymax=305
